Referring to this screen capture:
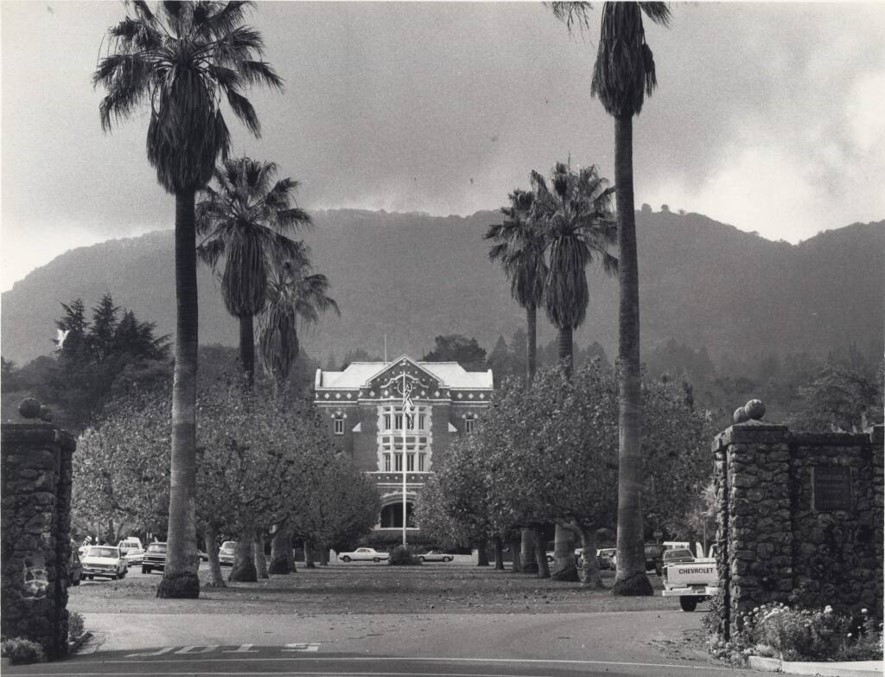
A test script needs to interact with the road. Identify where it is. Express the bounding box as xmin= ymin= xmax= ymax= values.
xmin=4 ymin=561 xmax=762 ymax=675
xmin=4 ymin=610 xmax=759 ymax=676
